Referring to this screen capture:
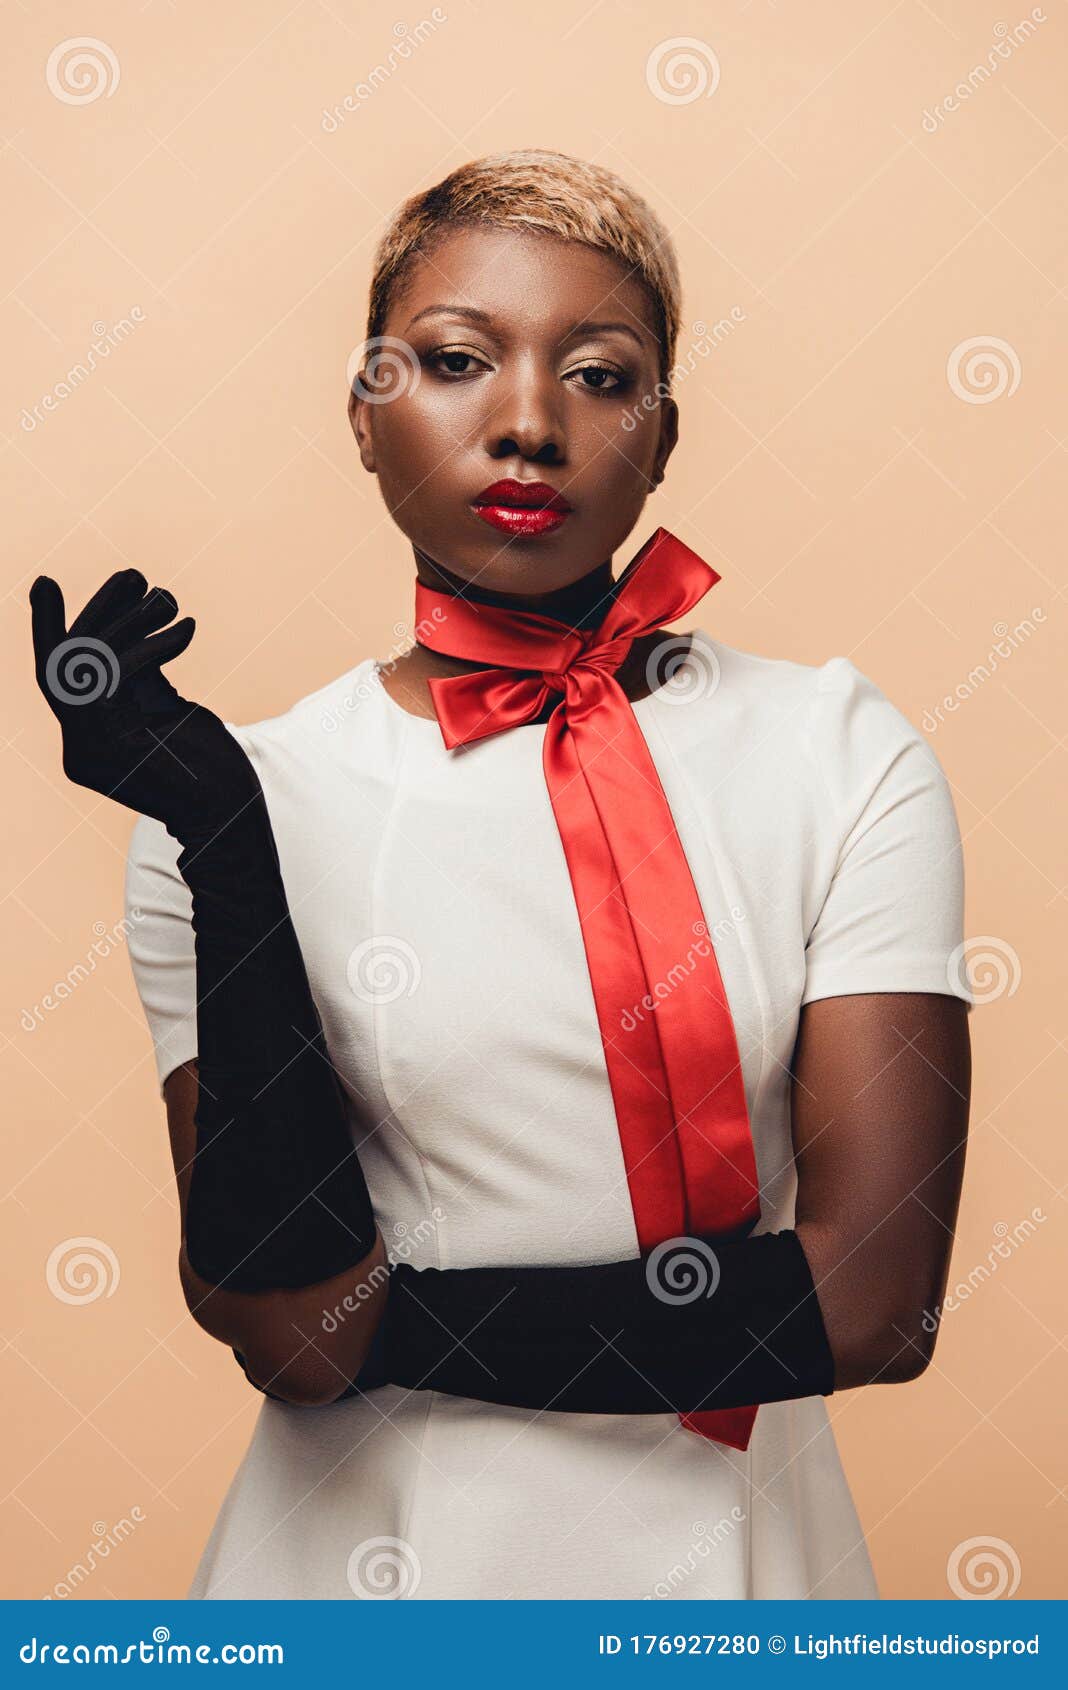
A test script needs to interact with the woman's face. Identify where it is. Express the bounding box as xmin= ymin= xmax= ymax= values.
xmin=350 ymin=224 xmax=678 ymax=597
